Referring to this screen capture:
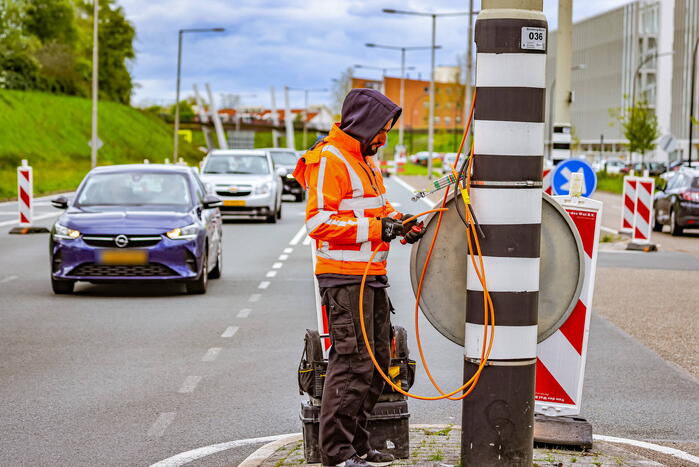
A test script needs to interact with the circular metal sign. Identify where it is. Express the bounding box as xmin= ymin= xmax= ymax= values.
xmin=409 ymin=193 xmax=585 ymax=346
